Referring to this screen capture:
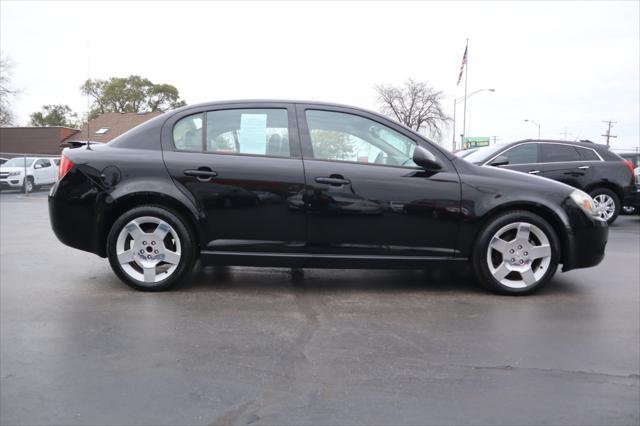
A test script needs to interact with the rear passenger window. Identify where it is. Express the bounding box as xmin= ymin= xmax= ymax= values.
xmin=578 ymin=148 xmax=600 ymax=161
xmin=206 ymin=109 xmax=290 ymax=157
xmin=501 ymin=144 xmax=538 ymax=164
xmin=173 ymin=113 xmax=204 ymax=151
xmin=541 ymin=144 xmax=581 ymax=162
